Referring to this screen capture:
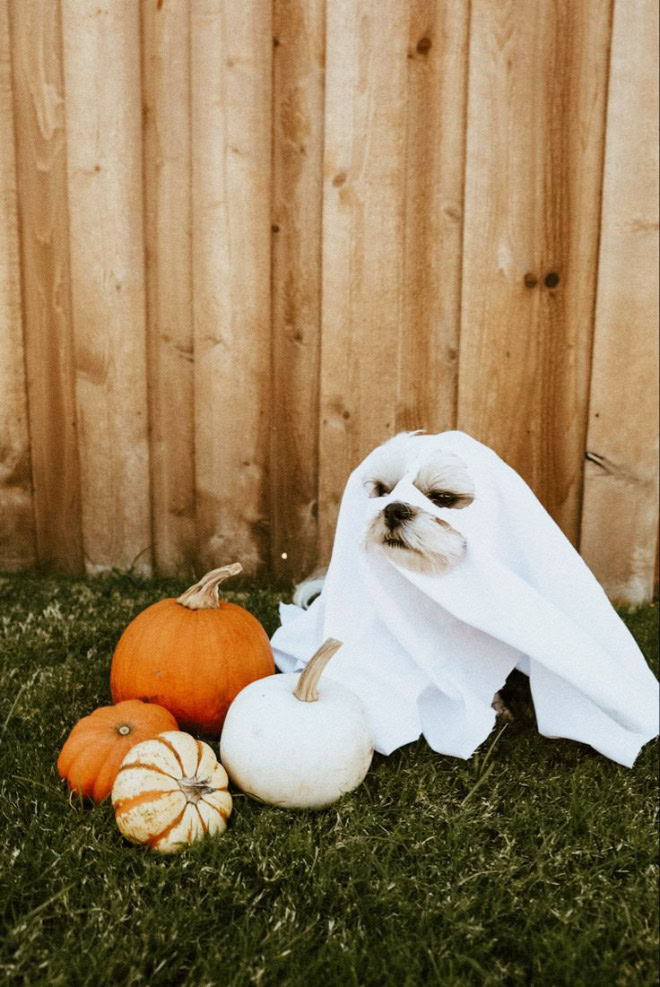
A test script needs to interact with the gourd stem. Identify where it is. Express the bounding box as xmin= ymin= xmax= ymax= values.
xmin=176 ymin=563 xmax=243 ymax=610
xmin=293 ymin=638 xmax=343 ymax=703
